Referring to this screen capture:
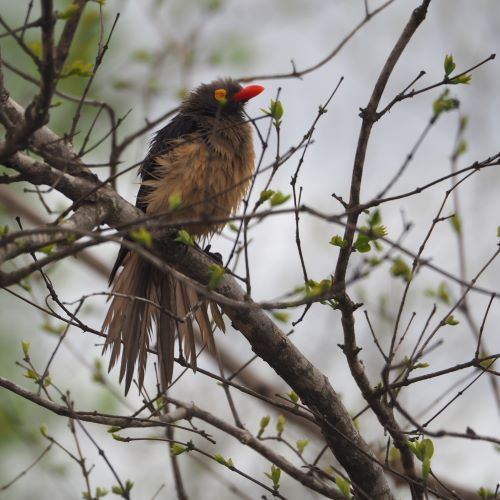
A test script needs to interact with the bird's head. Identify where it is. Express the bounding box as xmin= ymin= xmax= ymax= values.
xmin=182 ymin=78 xmax=264 ymax=118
